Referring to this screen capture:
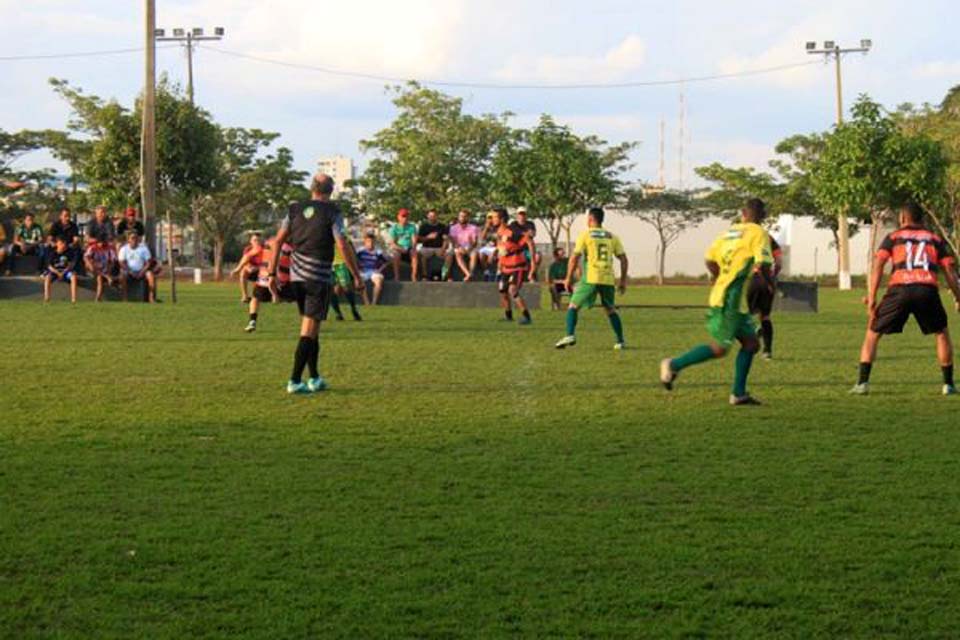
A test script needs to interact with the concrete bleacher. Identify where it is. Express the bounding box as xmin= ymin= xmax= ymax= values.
xmin=374 ymin=281 xmax=541 ymax=309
